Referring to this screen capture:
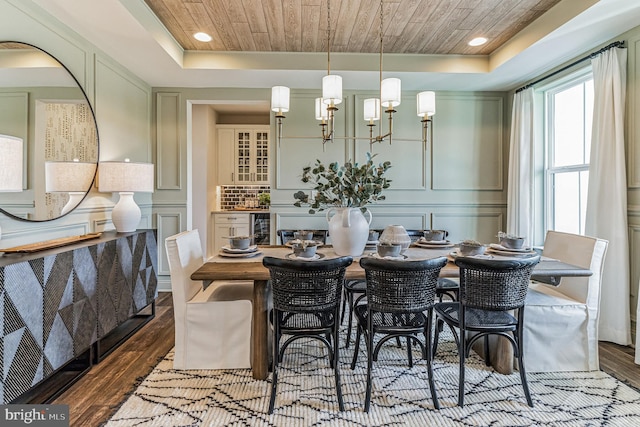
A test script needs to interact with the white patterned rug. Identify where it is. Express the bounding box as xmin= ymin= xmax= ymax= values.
xmin=105 ymin=330 xmax=640 ymax=427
